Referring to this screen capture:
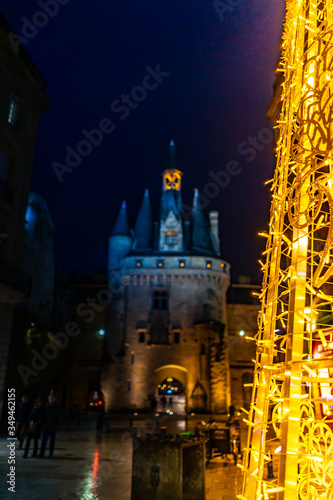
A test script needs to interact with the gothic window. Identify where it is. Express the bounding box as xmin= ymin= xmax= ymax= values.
xmin=153 ymin=290 xmax=168 ymax=310
xmin=200 ymin=343 xmax=206 ymax=355
xmin=174 ymin=332 xmax=180 ymax=343
xmin=165 ymin=231 xmax=177 ymax=245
